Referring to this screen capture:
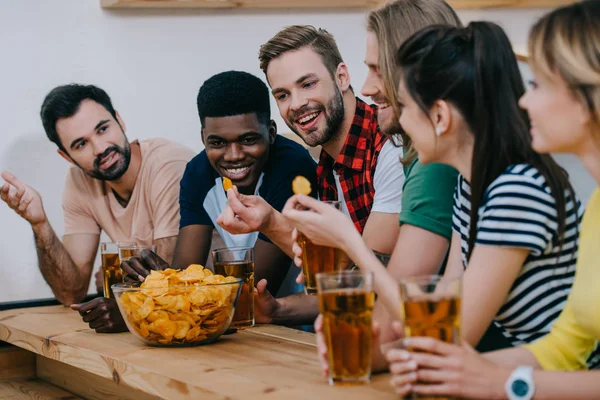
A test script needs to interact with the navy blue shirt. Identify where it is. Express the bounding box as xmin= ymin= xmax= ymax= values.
xmin=179 ymin=135 xmax=317 ymax=248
